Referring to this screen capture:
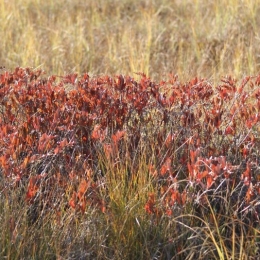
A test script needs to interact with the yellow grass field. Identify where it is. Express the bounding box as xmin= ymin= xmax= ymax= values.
xmin=0 ymin=0 xmax=260 ymax=81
